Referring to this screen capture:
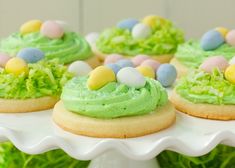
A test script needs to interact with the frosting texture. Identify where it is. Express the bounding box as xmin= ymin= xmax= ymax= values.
xmin=62 ymin=77 xmax=168 ymax=119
